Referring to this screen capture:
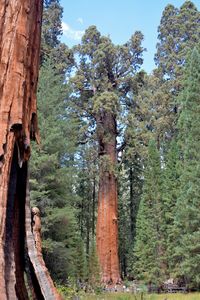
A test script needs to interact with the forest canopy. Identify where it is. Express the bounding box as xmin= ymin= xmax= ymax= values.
xmin=30 ymin=0 xmax=200 ymax=292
